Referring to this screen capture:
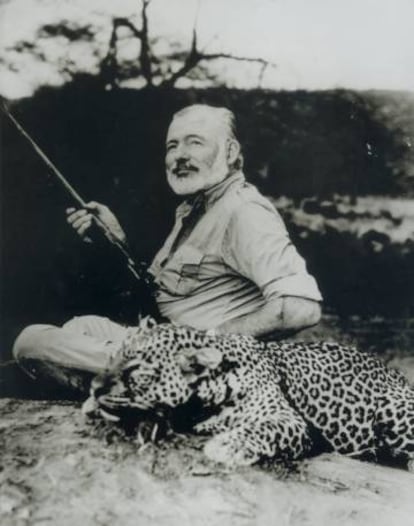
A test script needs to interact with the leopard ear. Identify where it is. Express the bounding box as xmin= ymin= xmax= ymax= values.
xmin=138 ymin=315 xmax=157 ymax=330
xmin=176 ymin=347 xmax=223 ymax=374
